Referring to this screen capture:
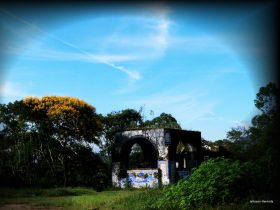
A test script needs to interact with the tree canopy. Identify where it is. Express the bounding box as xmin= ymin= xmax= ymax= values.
xmin=0 ymin=96 xmax=105 ymax=187
xmin=143 ymin=112 xmax=181 ymax=129
xmin=215 ymin=82 xmax=279 ymax=199
xmin=99 ymin=110 xmax=181 ymax=160
xmin=99 ymin=109 xmax=143 ymax=159
xmin=22 ymin=96 xmax=102 ymax=145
